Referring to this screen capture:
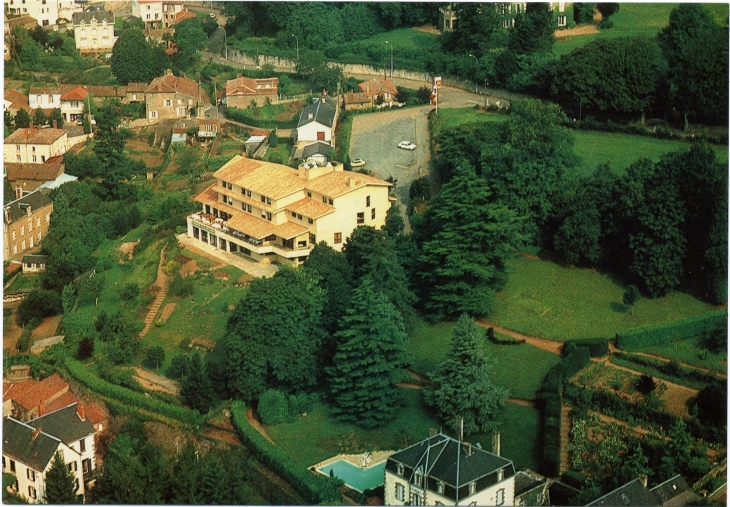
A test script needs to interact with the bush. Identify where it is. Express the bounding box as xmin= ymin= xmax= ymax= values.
xmin=119 ymin=282 xmax=140 ymax=301
xmin=563 ymin=338 xmax=609 ymax=358
xmin=616 ymin=311 xmax=727 ymax=350
xmin=289 ymin=392 xmax=318 ymax=415
xmin=486 ymin=327 xmax=525 ymax=345
xmin=16 ymin=290 xmax=63 ymax=326
xmin=230 ymin=401 xmax=342 ymax=504
xmin=258 ymin=389 xmax=289 ymax=425
xmin=225 ymin=107 xmax=298 ymax=129
xmin=169 ymin=275 xmax=194 ymax=298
